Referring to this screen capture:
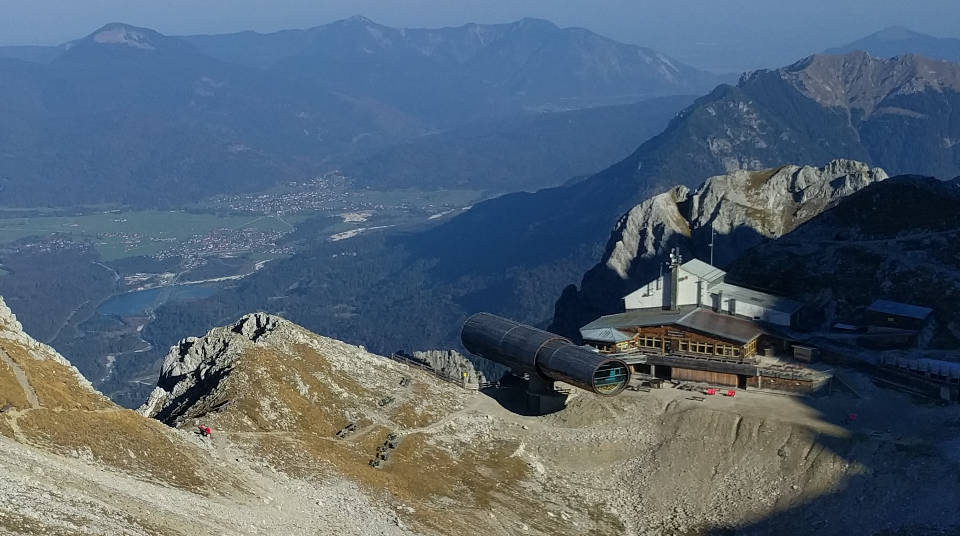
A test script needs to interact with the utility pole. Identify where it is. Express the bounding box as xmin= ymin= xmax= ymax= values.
xmin=709 ymin=227 xmax=716 ymax=266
